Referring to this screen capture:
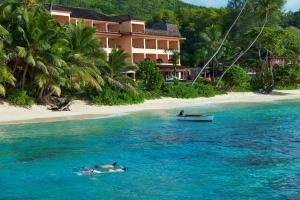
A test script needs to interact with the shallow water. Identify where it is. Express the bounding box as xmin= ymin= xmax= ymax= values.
xmin=1 ymin=100 xmax=300 ymax=199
